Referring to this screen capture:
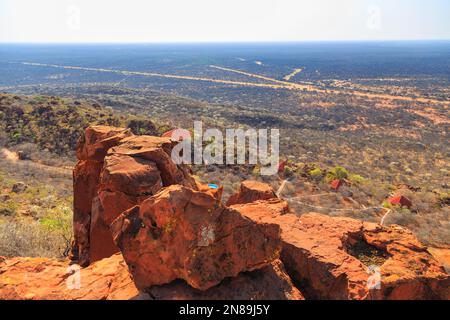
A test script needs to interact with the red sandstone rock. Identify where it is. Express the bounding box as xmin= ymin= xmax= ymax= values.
xmin=226 ymin=180 xmax=278 ymax=206
xmin=71 ymin=160 xmax=103 ymax=267
xmin=0 ymin=254 xmax=147 ymax=300
xmin=89 ymin=193 xmax=138 ymax=262
xmin=232 ymin=199 xmax=450 ymax=300
xmin=147 ymin=260 xmax=304 ymax=300
xmin=0 ymin=254 xmax=303 ymax=300
xmin=89 ymin=136 xmax=197 ymax=263
xmin=108 ymin=135 xmax=196 ymax=188
xmin=111 ymin=185 xmax=282 ymax=291
xmin=429 ymin=247 xmax=450 ymax=274
xmin=100 ymin=153 xmax=163 ymax=197
xmin=161 ymin=128 xmax=192 ymax=141
xmin=71 ymin=126 xmax=132 ymax=266
xmin=76 ymin=125 xmax=132 ymax=161
xmin=66 ymin=139 xmax=450 ymax=300
xmin=72 ymin=127 xmax=198 ymax=265
xmin=89 ymin=153 xmax=164 ymax=262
